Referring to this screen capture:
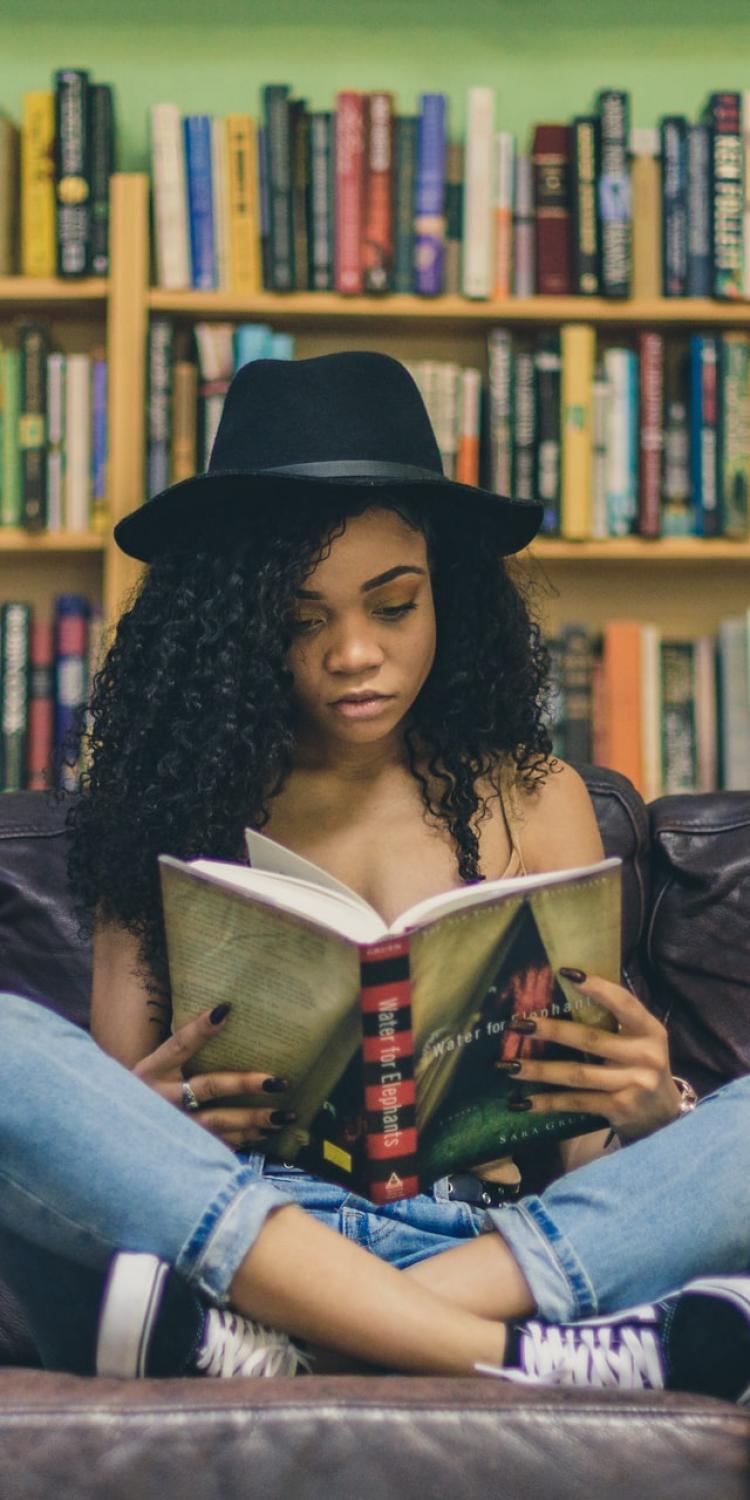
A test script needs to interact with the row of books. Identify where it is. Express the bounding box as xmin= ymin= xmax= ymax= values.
xmin=0 ymin=326 xmax=107 ymax=533
xmin=150 ymin=84 xmax=750 ymax=301
xmin=0 ymin=595 xmax=102 ymax=793
xmin=548 ymin=616 xmax=750 ymax=798
xmin=1 ymin=70 xmax=114 ymax=278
